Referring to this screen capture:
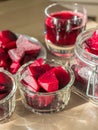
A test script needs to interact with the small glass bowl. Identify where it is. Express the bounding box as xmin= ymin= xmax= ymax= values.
xmin=17 ymin=59 xmax=74 ymax=113
xmin=0 ymin=69 xmax=17 ymax=121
